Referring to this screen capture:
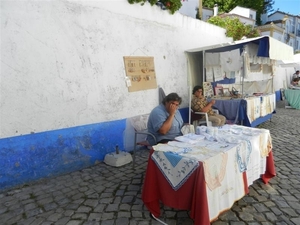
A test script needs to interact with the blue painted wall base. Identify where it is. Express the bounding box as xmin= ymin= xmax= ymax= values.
xmin=0 ymin=119 xmax=126 ymax=192
xmin=0 ymin=108 xmax=190 ymax=192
